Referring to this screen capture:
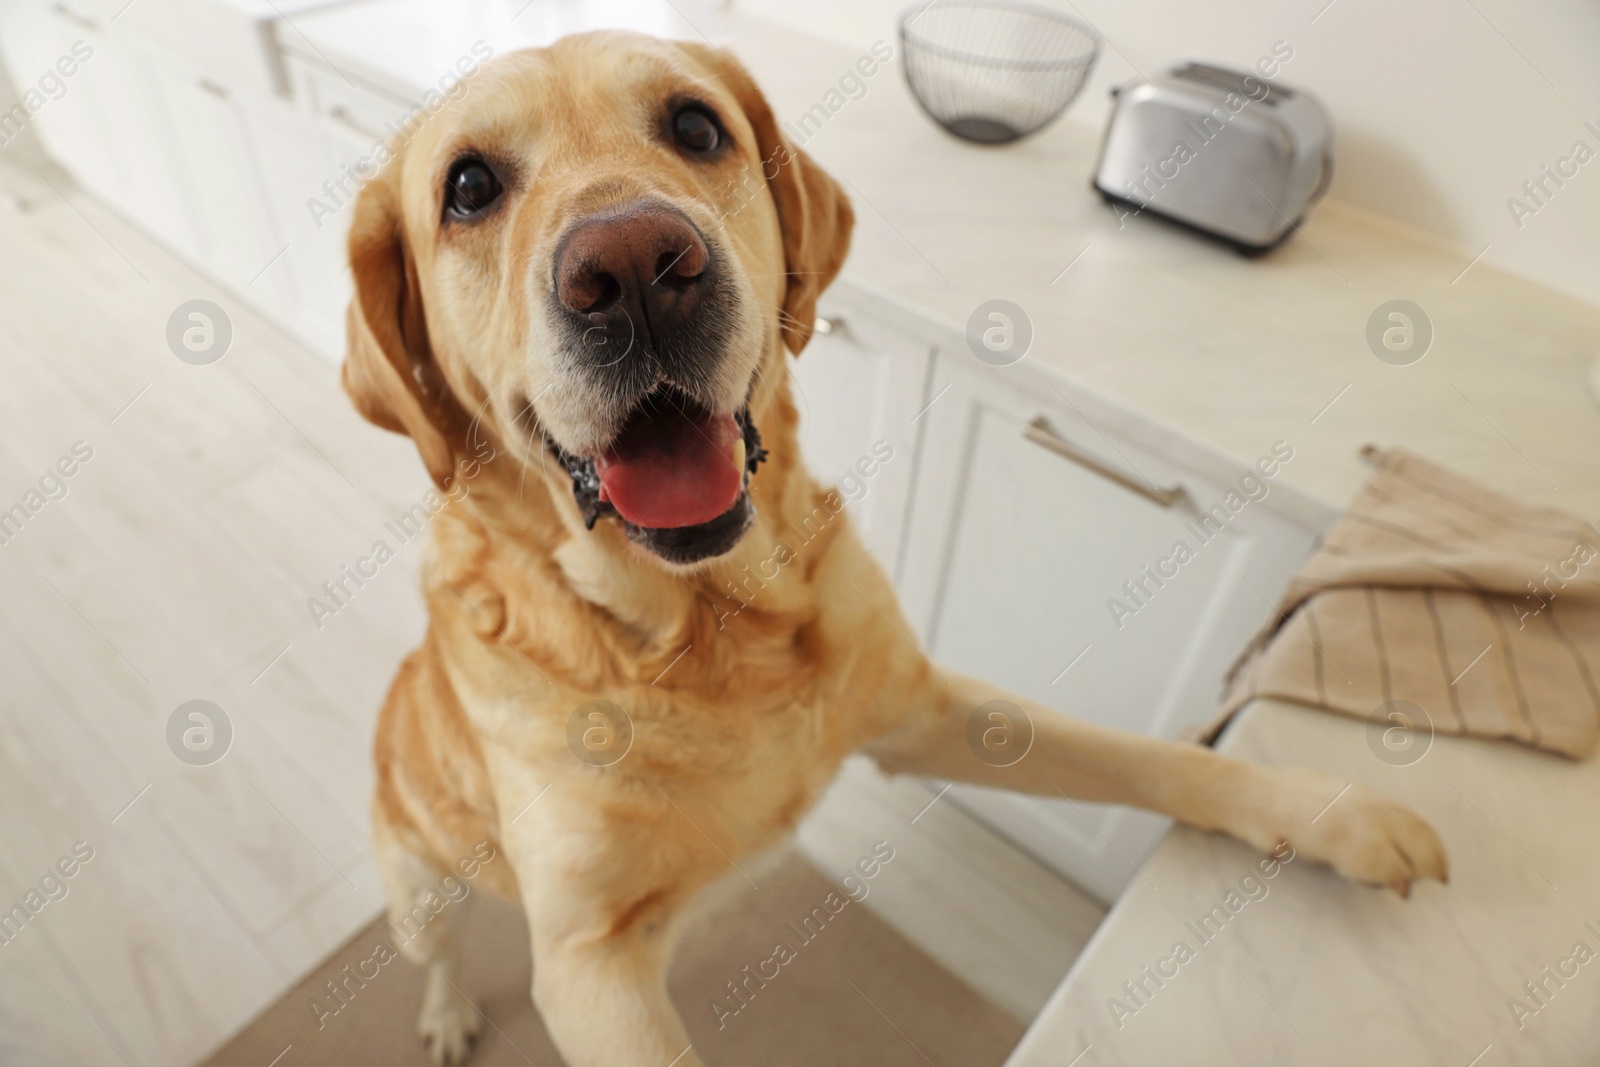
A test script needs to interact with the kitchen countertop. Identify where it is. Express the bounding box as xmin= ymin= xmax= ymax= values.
xmin=1008 ymin=698 xmax=1600 ymax=1067
xmin=276 ymin=5 xmax=1600 ymax=1064
xmin=281 ymin=0 xmax=1600 ymax=522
